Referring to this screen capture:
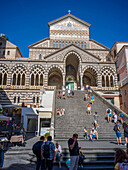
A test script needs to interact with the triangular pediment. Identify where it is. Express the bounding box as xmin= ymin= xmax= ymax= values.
xmin=44 ymin=44 xmax=101 ymax=62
